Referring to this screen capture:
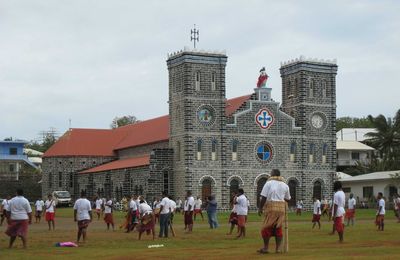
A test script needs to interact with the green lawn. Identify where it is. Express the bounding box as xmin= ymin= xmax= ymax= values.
xmin=1 ymin=209 xmax=399 ymax=259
